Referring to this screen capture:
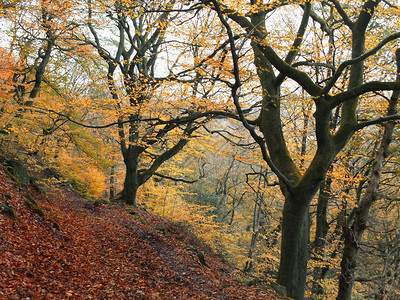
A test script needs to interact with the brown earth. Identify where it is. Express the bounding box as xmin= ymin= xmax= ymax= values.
xmin=0 ymin=158 xmax=287 ymax=300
